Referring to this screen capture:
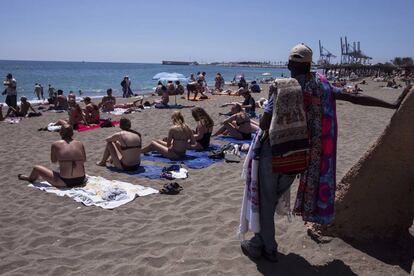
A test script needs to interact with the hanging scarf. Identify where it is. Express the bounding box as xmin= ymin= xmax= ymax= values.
xmin=269 ymin=78 xmax=309 ymax=156
xmin=293 ymin=73 xmax=337 ymax=225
